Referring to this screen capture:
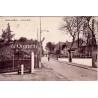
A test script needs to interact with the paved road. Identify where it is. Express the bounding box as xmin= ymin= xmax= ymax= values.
xmin=42 ymin=57 xmax=97 ymax=81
